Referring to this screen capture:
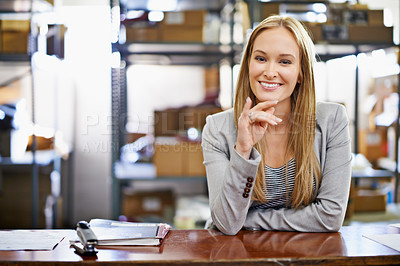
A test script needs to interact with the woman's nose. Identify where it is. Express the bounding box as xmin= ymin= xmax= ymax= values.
xmin=264 ymin=63 xmax=277 ymax=79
